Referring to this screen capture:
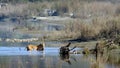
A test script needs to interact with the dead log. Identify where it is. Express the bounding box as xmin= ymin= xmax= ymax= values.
xmin=59 ymin=42 xmax=76 ymax=54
